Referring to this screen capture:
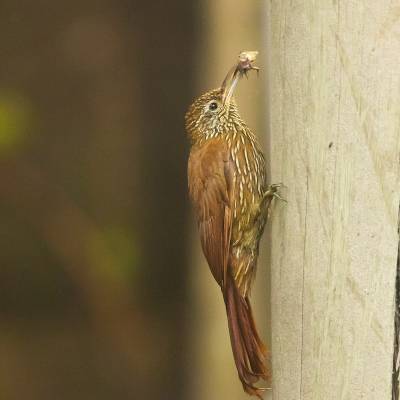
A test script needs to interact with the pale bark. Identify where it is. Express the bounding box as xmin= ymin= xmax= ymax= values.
xmin=267 ymin=1 xmax=400 ymax=399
